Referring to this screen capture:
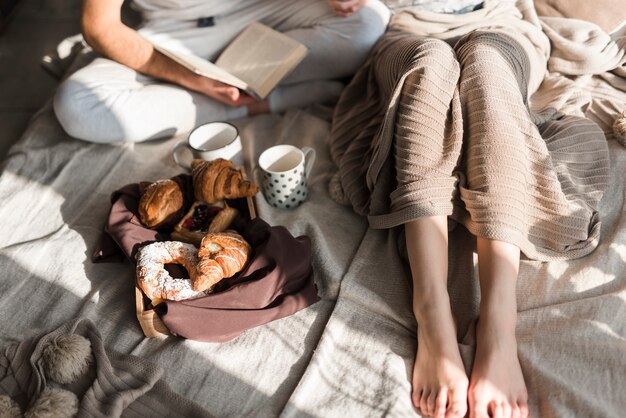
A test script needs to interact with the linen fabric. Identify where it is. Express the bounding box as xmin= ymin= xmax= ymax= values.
xmin=533 ymin=0 xmax=626 ymax=34
xmin=1 ymin=0 xmax=626 ymax=414
xmin=0 ymin=318 xmax=214 ymax=417
xmin=1 ymin=98 xmax=625 ymax=418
